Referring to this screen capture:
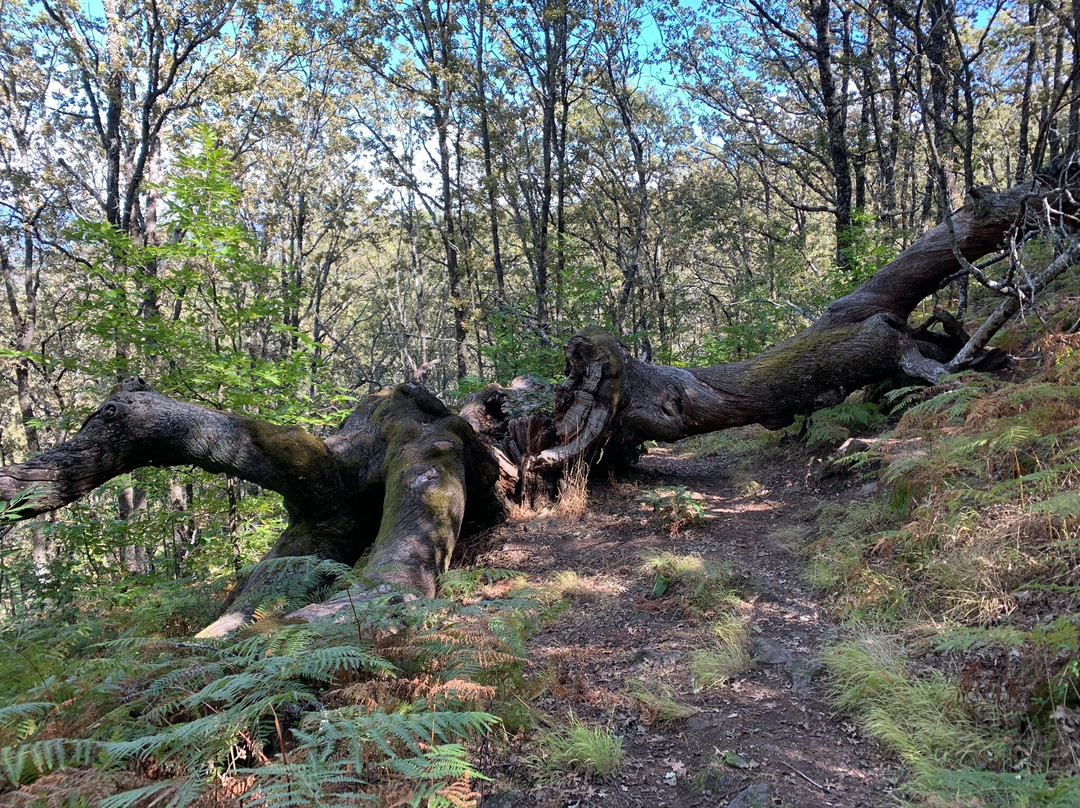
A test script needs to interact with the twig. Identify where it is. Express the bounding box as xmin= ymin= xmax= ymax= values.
xmin=780 ymin=759 xmax=827 ymax=791
xmin=477 ymin=697 xmax=495 ymax=804
xmin=270 ymin=704 xmax=290 ymax=766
